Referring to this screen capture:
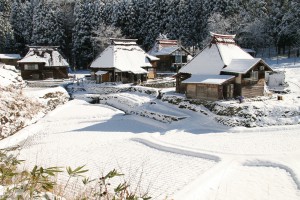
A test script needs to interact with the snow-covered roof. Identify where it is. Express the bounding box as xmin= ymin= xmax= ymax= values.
xmin=0 ymin=54 xmax=21 ymax=59
xmin=179 ymin=44 xmax=224 ymax=75
xmin=152 ymin=46 xmax=178 ymax=56
xmin=179 ymin=33 xmax=259 ymax=75
xmin=111 ymin=38 xmax=138 ymax=45
xmin=210 ymin=32 xmax=236 ymax=44
xmin=18 ymin=47 xmax=69 ymax=67
xmin=242 ymin=48 xmax=256 ymax=53
xmin=146 ymin=54 xmax=160 ymax=61
xmin=18 ymin=55 xmax=47 ymax=63
xmin=95 ymin=70 xmax=108 ymax=75
xmin=91 ymin=40 xmax=155 ymax=74
xmin=148 ymin=39 xmax=191 ymax=56
xmin=182 ymin=74 xmax=235 ymax=85
xmin=222 ymin=58 xmax=262 ymax=74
